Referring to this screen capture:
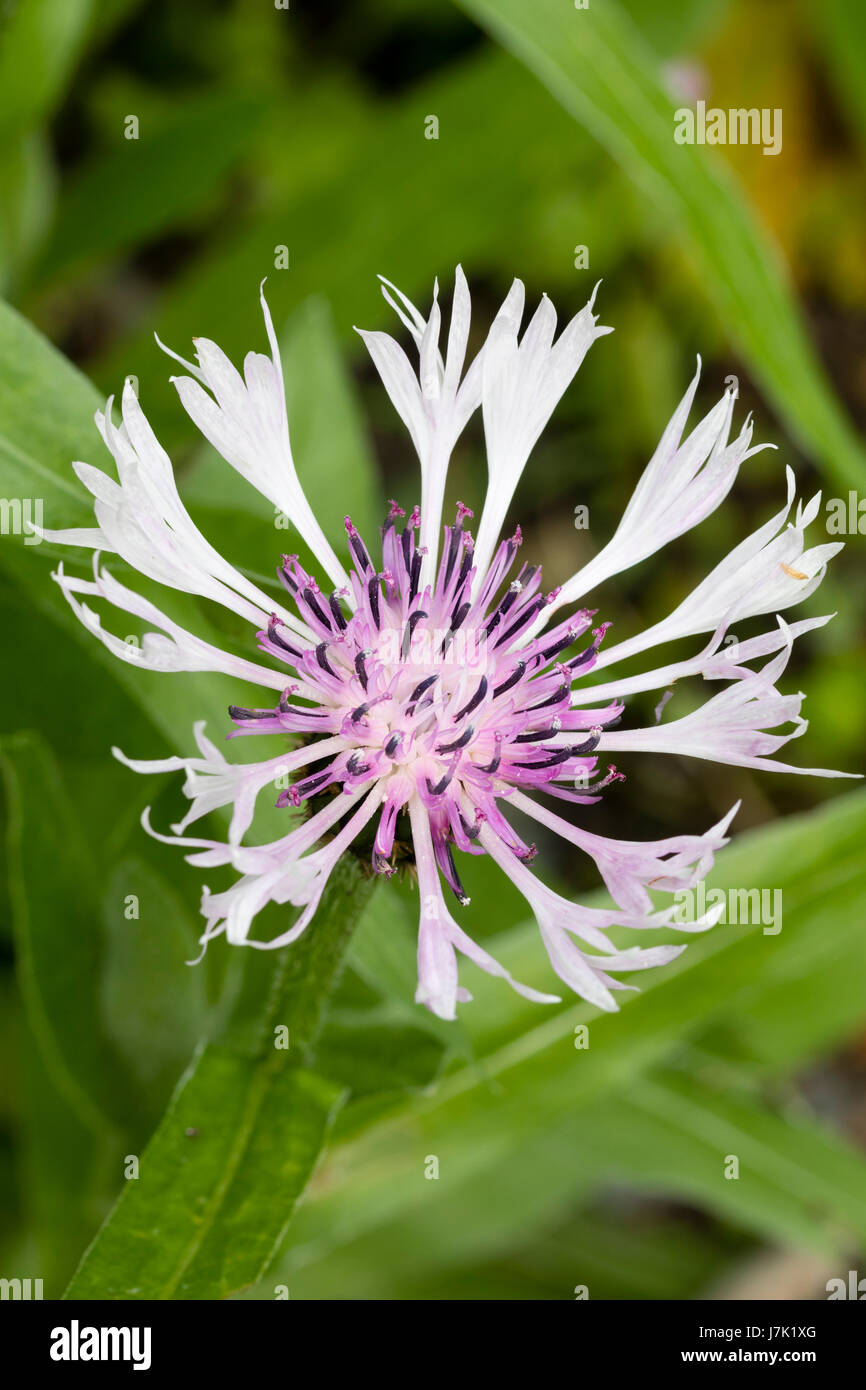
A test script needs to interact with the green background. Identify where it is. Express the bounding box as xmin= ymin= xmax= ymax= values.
xmin=0 ymin=0 xmax=865 ymax=1300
